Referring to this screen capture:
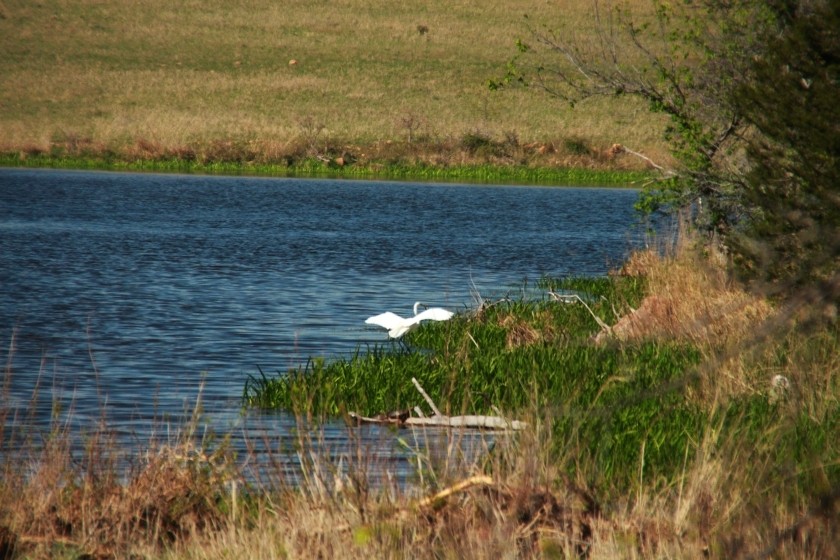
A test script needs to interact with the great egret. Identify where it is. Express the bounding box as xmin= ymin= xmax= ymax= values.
xmin=365 ymin=301 xmax=454 ymax=339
